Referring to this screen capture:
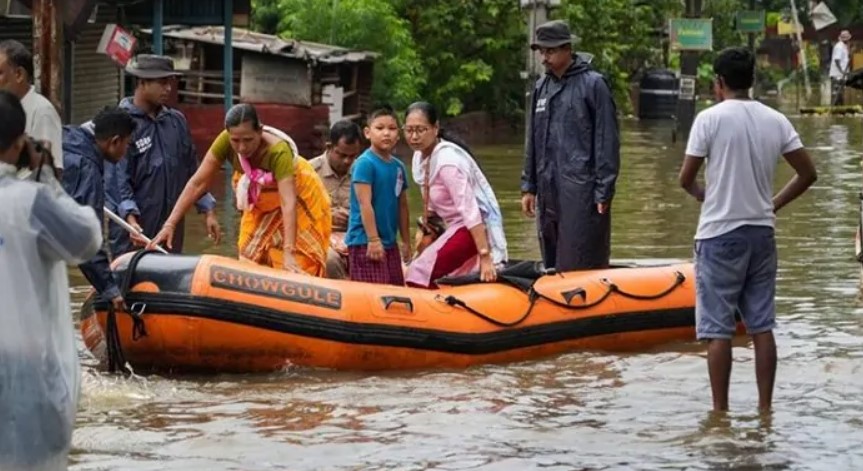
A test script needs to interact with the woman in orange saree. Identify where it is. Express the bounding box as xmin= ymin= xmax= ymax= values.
xmin=150 ymin=104 xmax=331 ymax=276
xmin=232 ymin=149 xmax=331 ymax=275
